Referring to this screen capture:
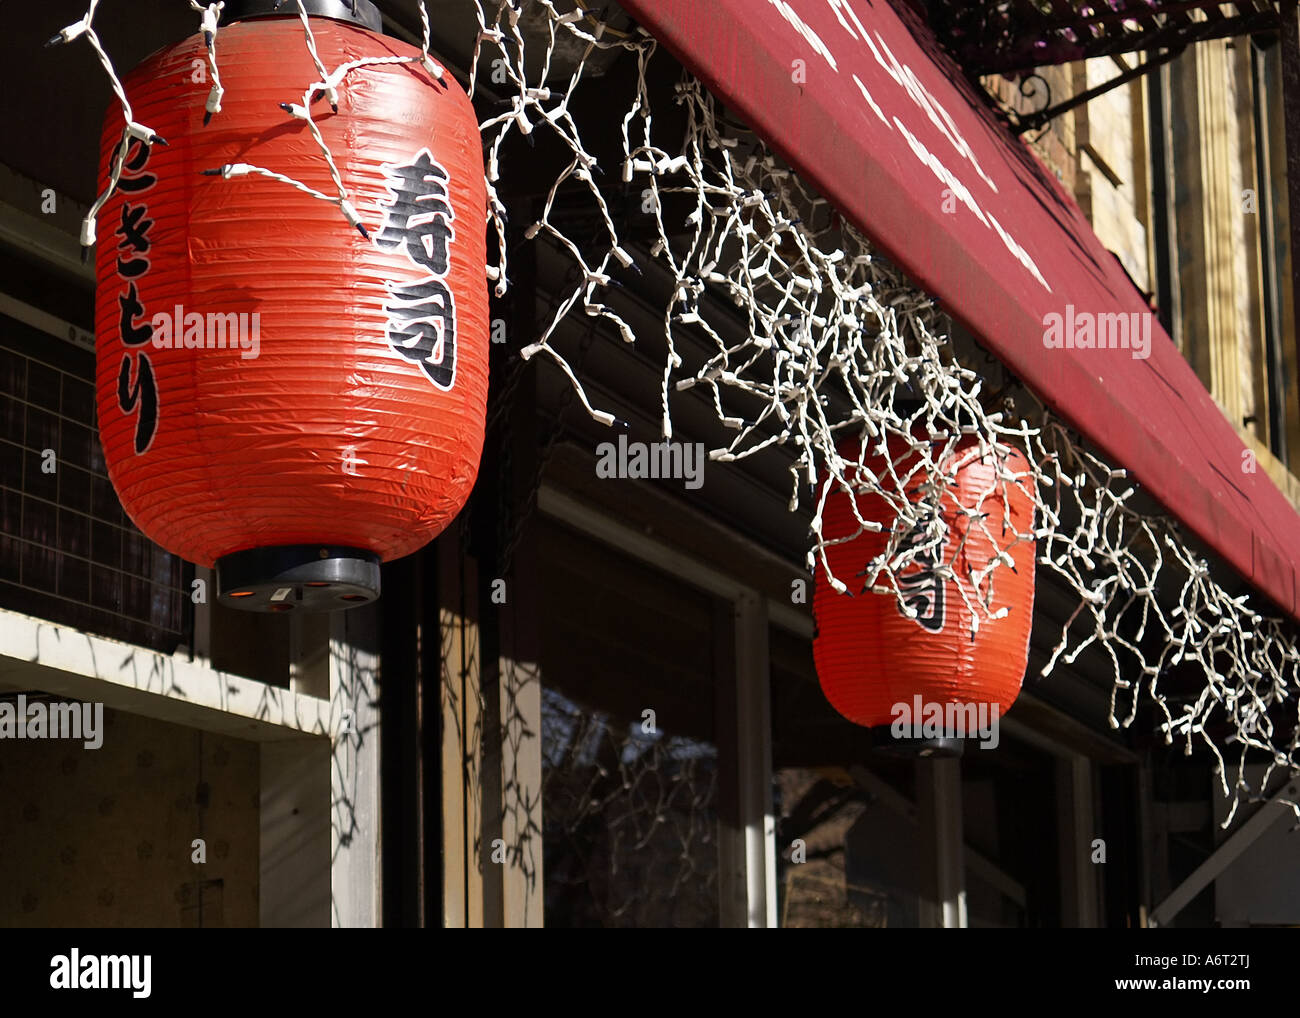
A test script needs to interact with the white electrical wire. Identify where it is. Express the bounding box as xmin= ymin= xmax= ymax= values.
xmin=189 ymin=1 xmax=226 ymax=124
xmin=209 ymin=0 xmax=446 ymax=238
xmin=48 ymin=0 xmax=167 ymax=250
